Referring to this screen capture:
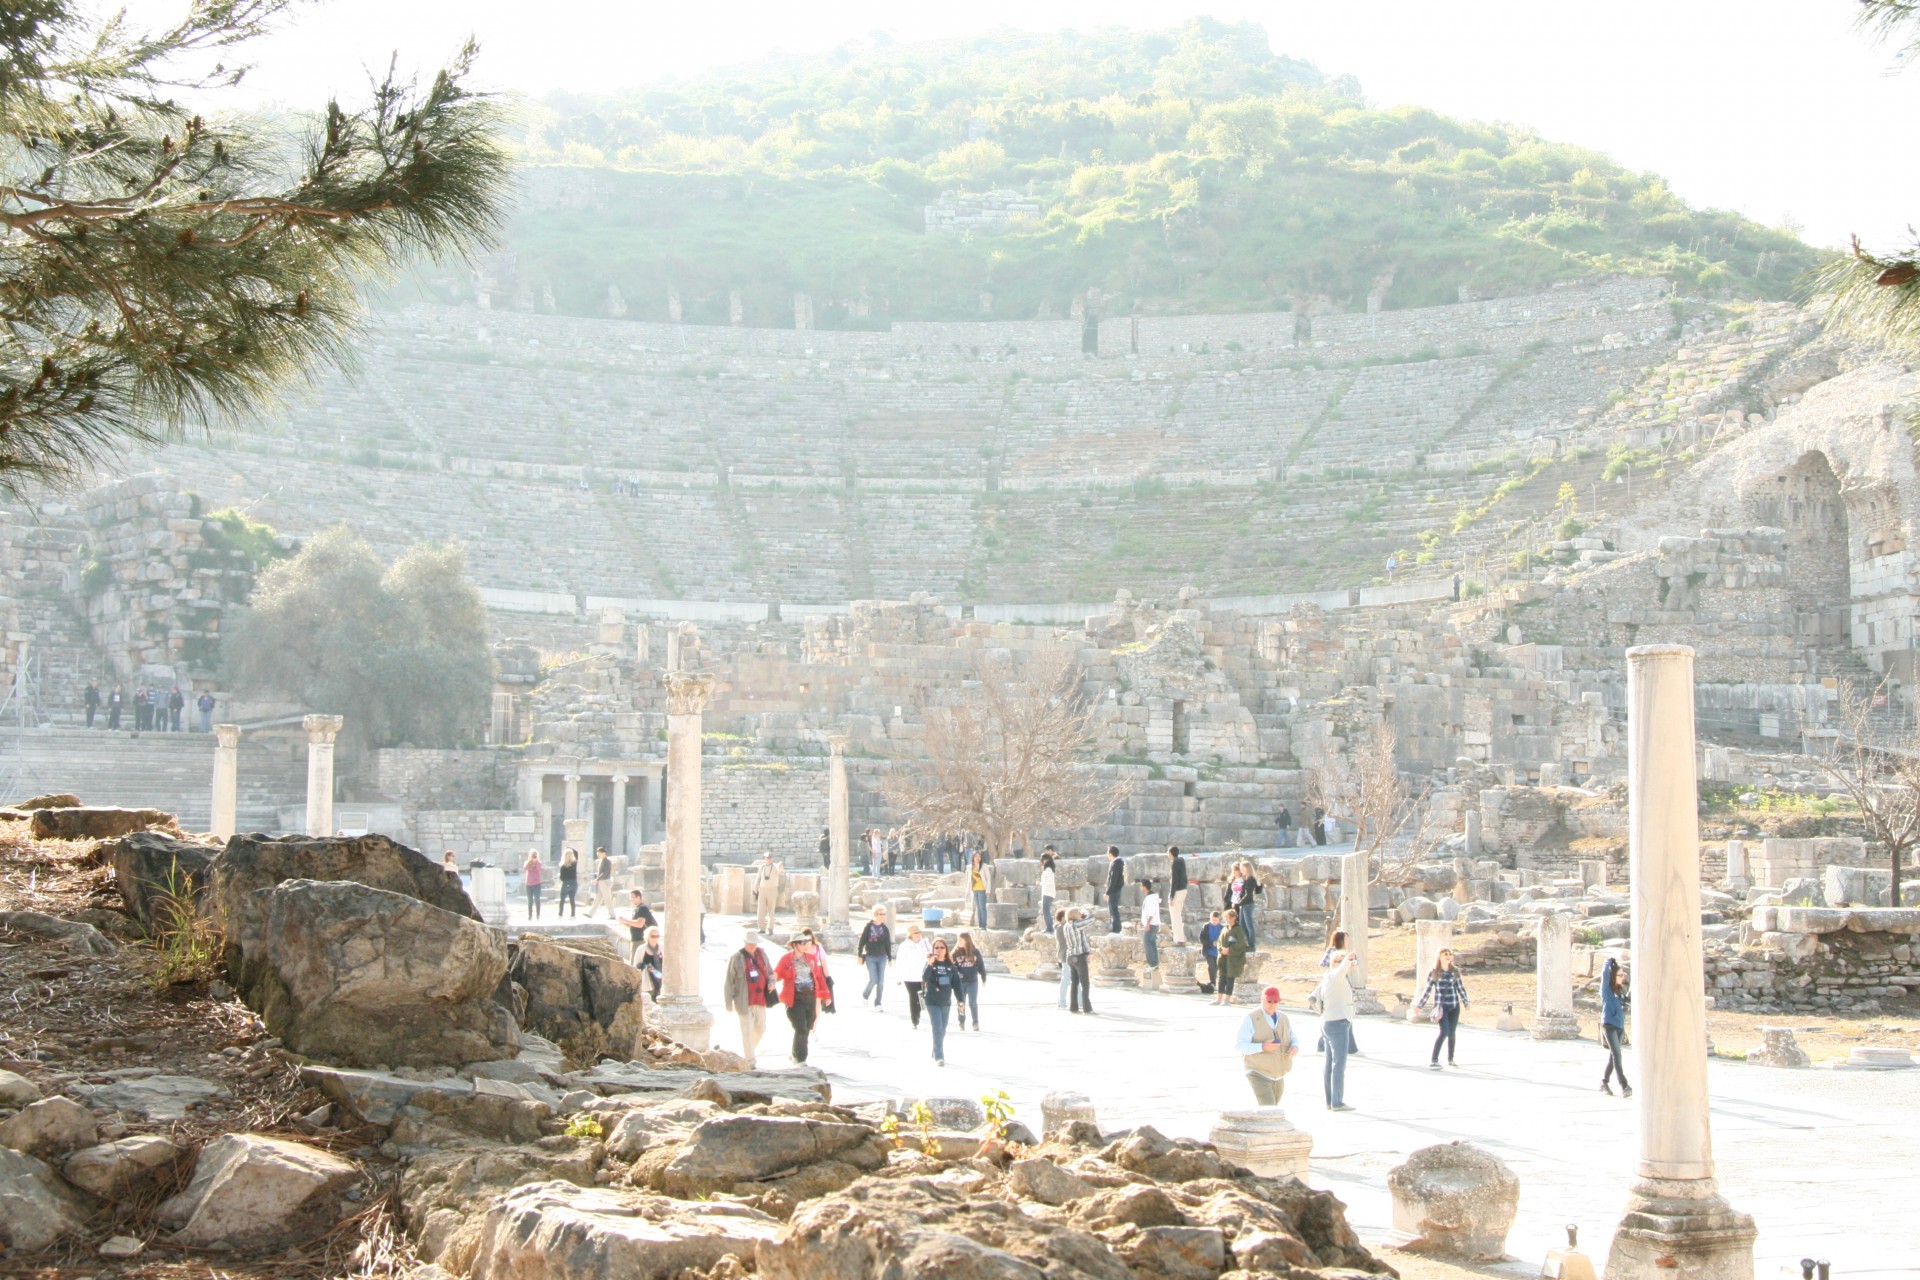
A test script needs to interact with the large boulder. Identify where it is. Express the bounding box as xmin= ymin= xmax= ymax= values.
xmin=63 ymin=1135 xmax=185 ymax=1199
xmin=569 ymin=1061 xmax=831 ymax=1106
xmin=508 ymin=936 xmax=647 ymax=1059
xmin=101 ymin=831 xmax=218 ymax=931
xmin=0 ymin=1096 xmax=98 ymax=1159
xmin=657 ymin=1114 xmax=879 ymax=1196
xmin=472 ymin=1181 xmax=783 ymax=1280
xmin=30 ymin=806 xmax=178 ymax=842
xmin=1387 ymin=1140 xmax=1520 ymax=1260
xmin=1824 ymin=865 xmax=1892 ymax=908
xmin=158 ymin=1133 xmax=362 ymax=1250
xmin=247 ymin=880 xmax=516 ymax=1069
xmin=0 ymin=1146 xmax=93 ymax=1253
